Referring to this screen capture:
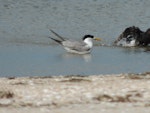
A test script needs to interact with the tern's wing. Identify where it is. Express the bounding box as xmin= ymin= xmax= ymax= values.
xmin=62 ymin=40 xmax=90 ymax=51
